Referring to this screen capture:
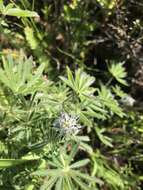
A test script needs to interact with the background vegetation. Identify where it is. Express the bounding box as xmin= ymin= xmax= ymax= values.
xmin=0 ymin=0 xmax=143 ymax=189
